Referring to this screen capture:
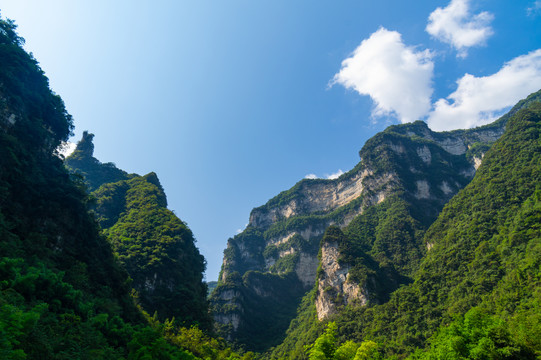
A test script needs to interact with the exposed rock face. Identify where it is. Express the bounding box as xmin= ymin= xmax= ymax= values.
xmin=417 ymin=146 xmax=432 ymax=164
xmin=249 ymin=169 xmax=370 ymax=229
xmin=211 ymin=118 xmax=508 ymax=350
xmin=213 ymin=288 xmax=244 ymax=337
xmin=415 ymin=180 xmax=431 ymax=199
xmin=296 ymin=253 xmax=319 ymax=287
xmin=315 ymin=241 xmax=367 ymax=320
